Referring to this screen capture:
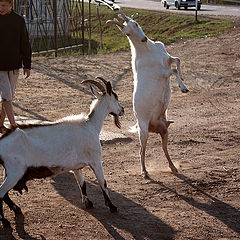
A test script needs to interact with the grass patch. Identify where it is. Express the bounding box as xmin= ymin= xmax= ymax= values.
xmin=202 ymin=0 xmax=240 ymax=5
xmin=66 ymin=6 xmax=234 ymax=55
